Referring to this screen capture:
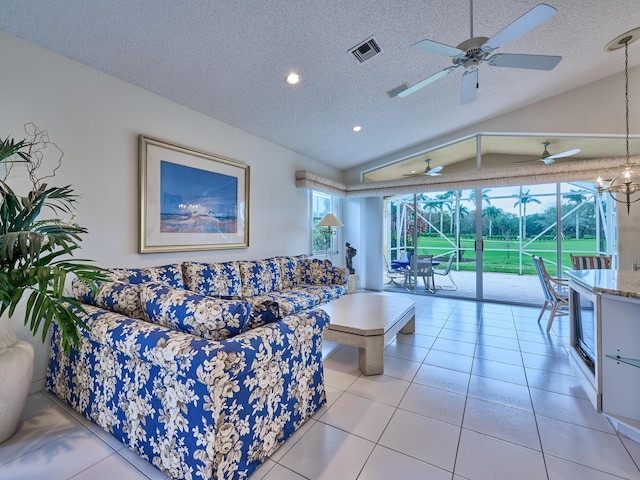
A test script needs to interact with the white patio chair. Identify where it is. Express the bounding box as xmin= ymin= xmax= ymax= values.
xmin=433 ymin=254 xmax=457 ymax=290
xmin=533 ymin=255 xmax=569 ymax=332
xmin=384 ymin=254 xmax=406 ymax=286
xmin=405 ymin=254 xmax=435 ymax=293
